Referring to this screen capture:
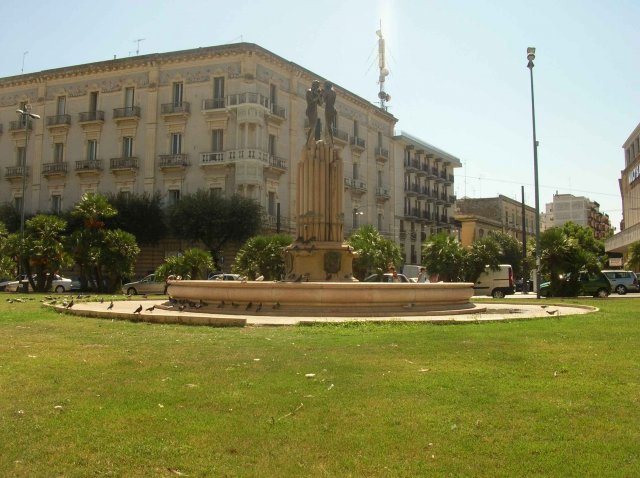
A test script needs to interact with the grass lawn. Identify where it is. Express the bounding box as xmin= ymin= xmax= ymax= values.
xmin=0 ymin=294 xmax=638 ymax=477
